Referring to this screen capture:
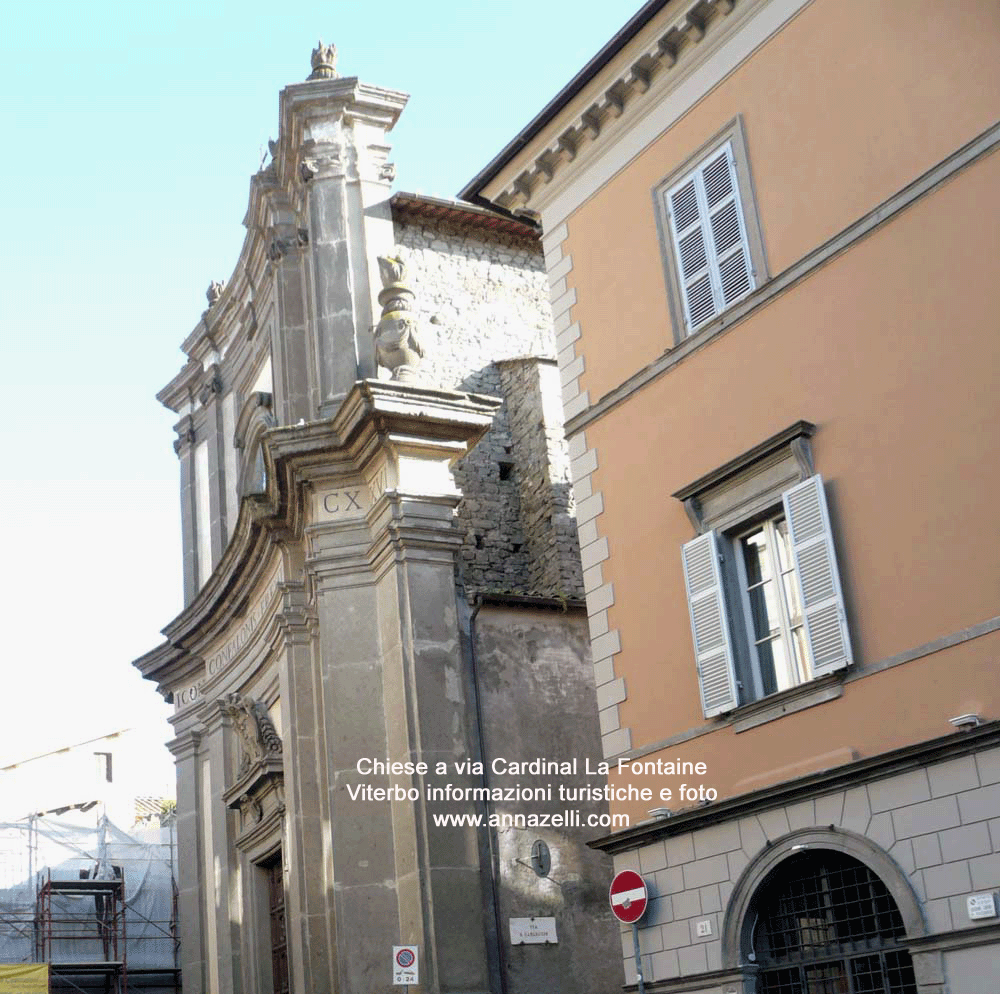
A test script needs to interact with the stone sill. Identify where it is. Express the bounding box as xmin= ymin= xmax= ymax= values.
xmin=730 ymin=674 xmax=844 ymax=734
